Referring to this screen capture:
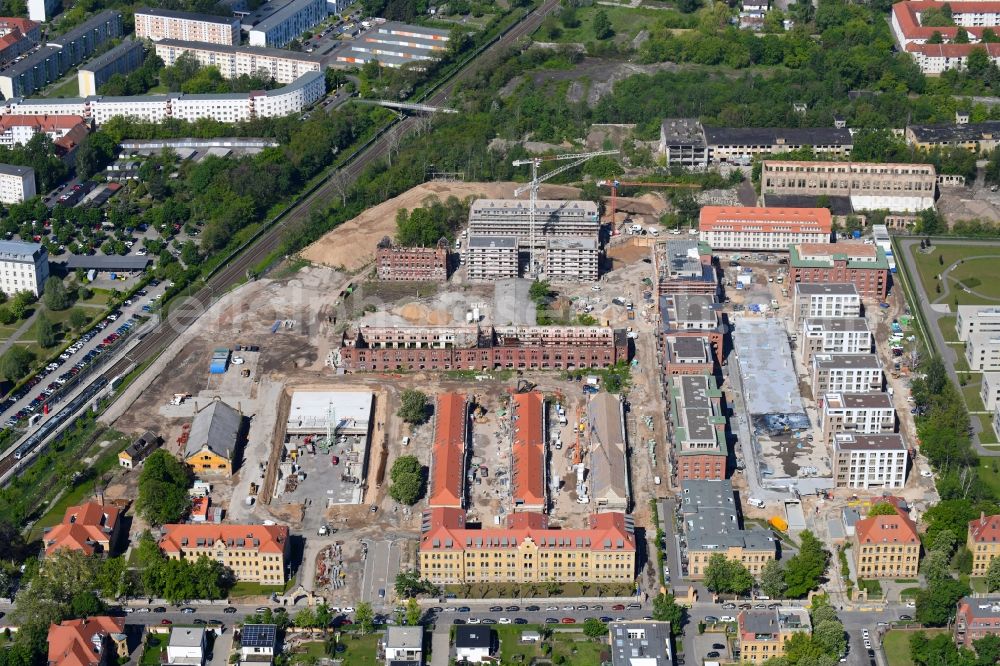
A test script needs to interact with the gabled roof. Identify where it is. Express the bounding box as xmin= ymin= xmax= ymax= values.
xmin=48 ymin=616 xmax=125 ymax=666
xmin=511 ymin=392 xmax=545 ymax=509
xmin=159 ymin=523 xmax=289 ymax=554
xmin=44 ymin=501 xmax=120 ymax=556
xmin=185 ymin=401 xmax=242 ymax=461
xmin=969 ymin=513 xmax=1000 ymax=545
xmin=428 ymin=393 xmax=467 ymax=508
xmin=588 ymin=393 xmax=629 ymax=506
